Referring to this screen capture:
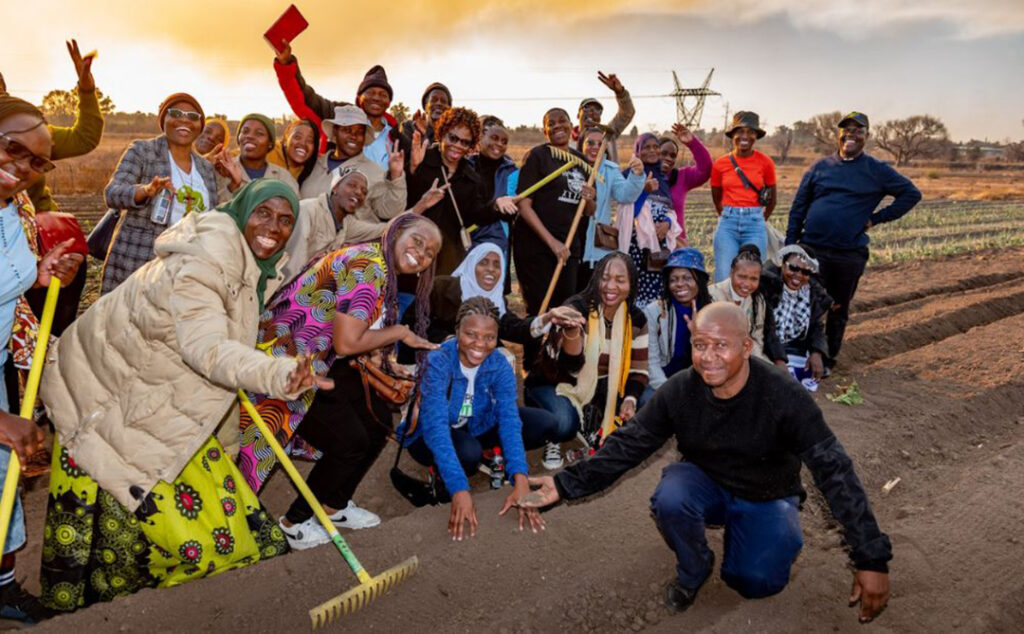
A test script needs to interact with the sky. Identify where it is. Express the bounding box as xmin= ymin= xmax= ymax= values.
xmin=3 ymin=0 xmax=1023 ymax=141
